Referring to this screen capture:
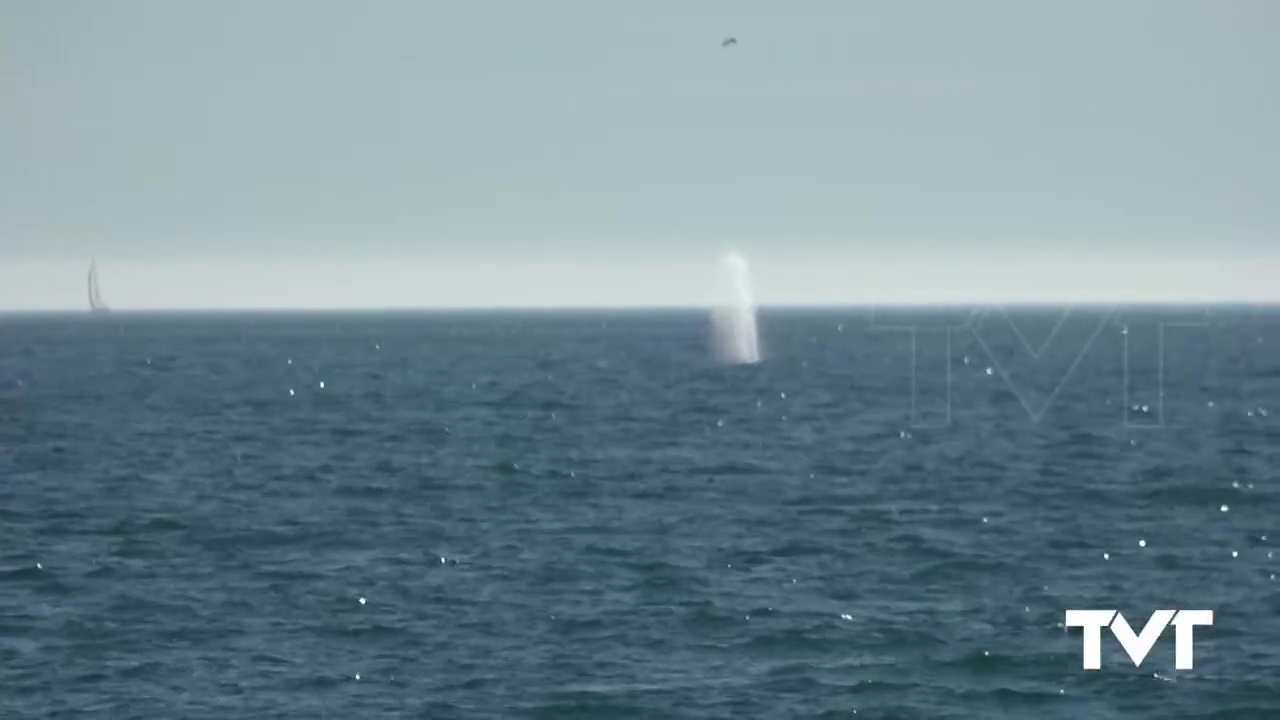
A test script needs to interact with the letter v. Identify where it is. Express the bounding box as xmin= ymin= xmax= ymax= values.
xmin=1110 ymin=610 xmax=1176 ymax=667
